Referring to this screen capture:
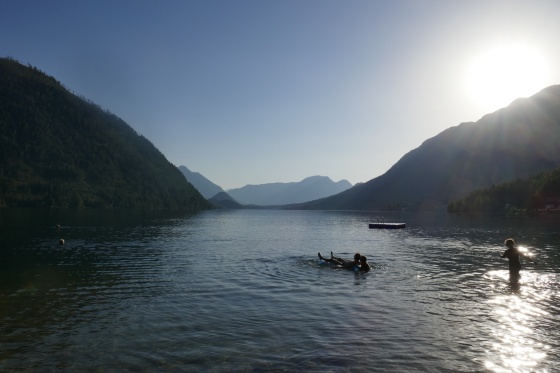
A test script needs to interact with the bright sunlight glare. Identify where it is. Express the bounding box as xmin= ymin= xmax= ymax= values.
xmin=466 ymin=44 xmax=549 ymax=112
